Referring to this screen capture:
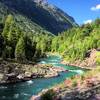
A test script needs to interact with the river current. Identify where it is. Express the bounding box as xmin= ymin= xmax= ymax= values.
xmin=0 ymin=55 xmax=84 ymax=100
